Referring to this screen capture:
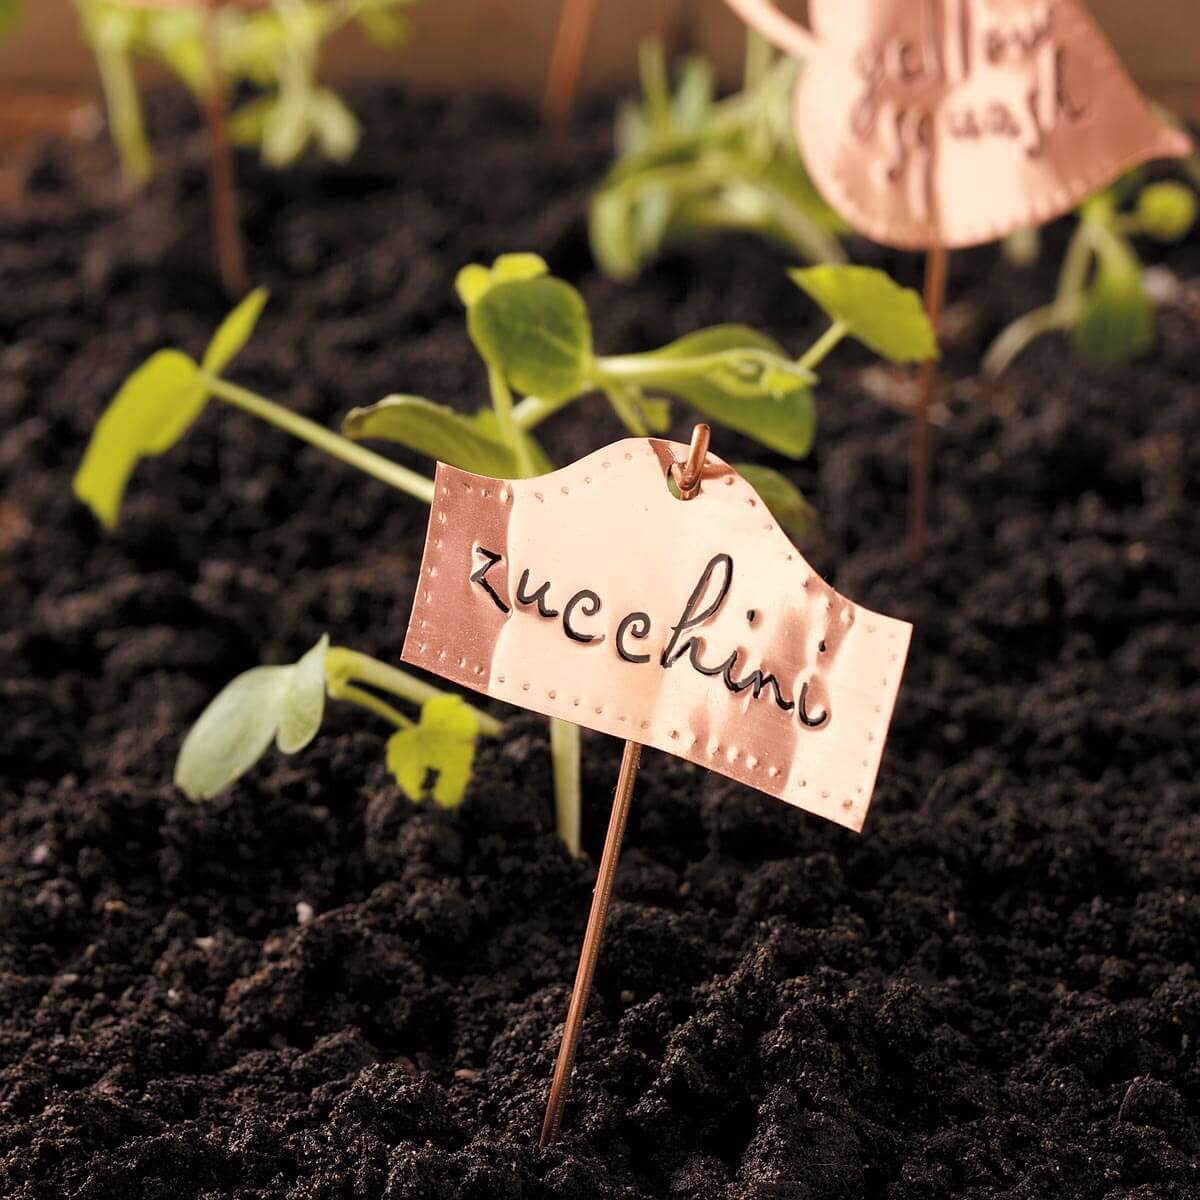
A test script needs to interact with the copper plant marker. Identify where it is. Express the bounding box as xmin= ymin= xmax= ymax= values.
xmin=113 ymin=0 xmax=261 ymax=296
xmin=402 ymin=426 xmax=913 ymax=1142
xmin=725 ymin=0 xmax=1192 ymax=557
